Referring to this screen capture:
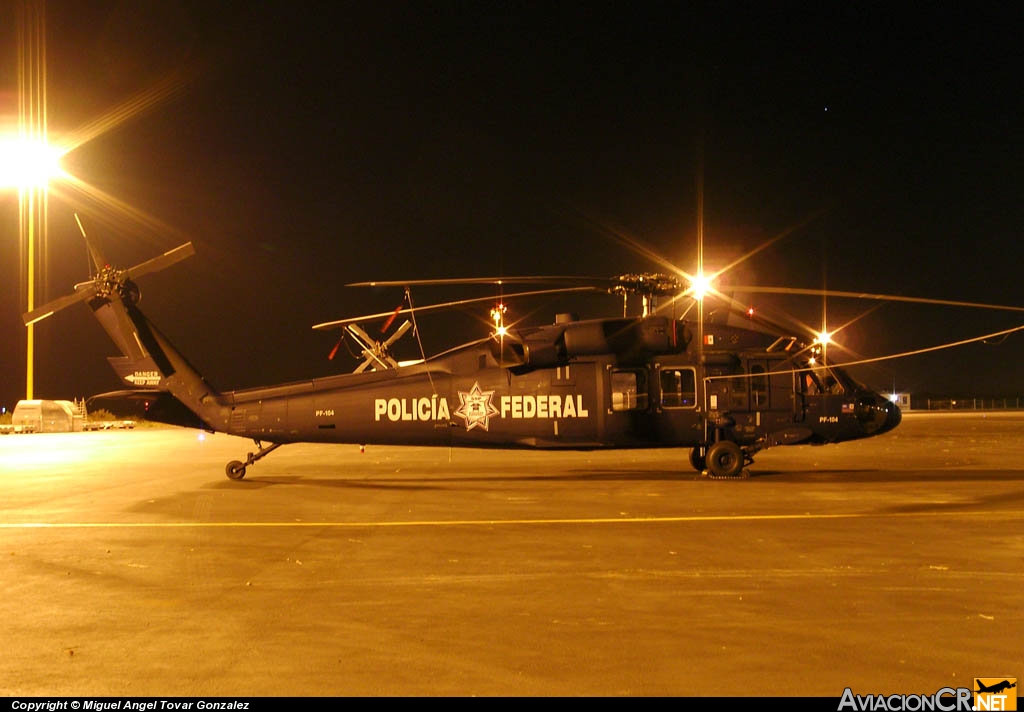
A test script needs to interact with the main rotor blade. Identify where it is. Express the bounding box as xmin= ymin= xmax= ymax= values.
xmin=313 ymin=286 xmax=597 ymax=331
xmin=23 ymin=283 xmax=97 ymax=326
xmin=350 ymin=273 xmax=686 ymax=300
xmin=381 ymin=320 xmax=413 ymax=349
xmin=348 ymin=275 xmax=617 ymax=288
xmin=126 ymin=242 xmax=196 ymax=280
xmin=731 ymin=286 xmax=1024 ymax=313
xmin=828 ymin=322 xmax=1024 ymax=371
